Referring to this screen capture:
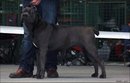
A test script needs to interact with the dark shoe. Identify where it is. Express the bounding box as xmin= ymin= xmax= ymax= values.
xmin=47 ymin=68 xmax=59 ymax=78
xmin=9 ymin=68 xmax=32 ymax=78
